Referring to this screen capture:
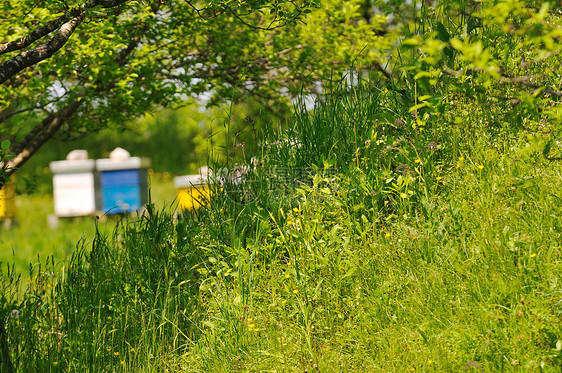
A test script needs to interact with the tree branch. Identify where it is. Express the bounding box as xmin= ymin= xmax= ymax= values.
xmin=0 ymin=14 xmax=69 ymax=56
xmin=184 ymin=1 xmax=226 ymax=20
xmin=86 ymin=0 xmax=128 ymax=8
xmin=0 ymin=100 xmax=59 ymax=125
xmin=0 ymin=0 xmax=131 ymax=84
xmin=497 ymin=75 xmax=562 ymax=97
xmin=2 ymin=99 xmax=83 ymax=176
xmin=228 ymin=6 xmax=303 ymax=31
xmin=2 ymin=19 xmax=147 ymax=174
xmin=0 ymin=13 xmax=85 ymax=84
